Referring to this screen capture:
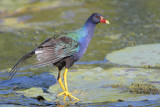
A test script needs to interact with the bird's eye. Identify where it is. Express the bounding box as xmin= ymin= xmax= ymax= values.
xmin=95 ymin=15 xmax=101 ymax=19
